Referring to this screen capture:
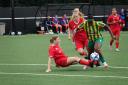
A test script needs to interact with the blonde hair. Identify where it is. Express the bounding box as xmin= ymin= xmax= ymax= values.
xmin=112 ymin=8 xmax=117 ymax=11
xmin=71 ymin=8 xmax=84 ymax=20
